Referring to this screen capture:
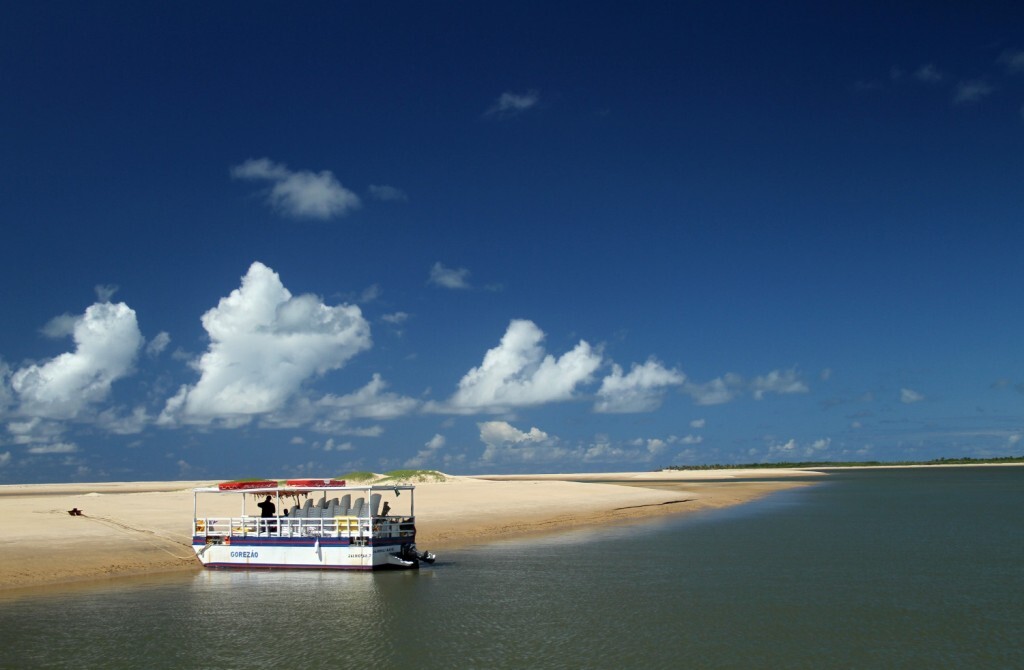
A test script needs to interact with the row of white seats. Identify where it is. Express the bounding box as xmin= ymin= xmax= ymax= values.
xmin=286 ymin=493 xmax=384 ymax=519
